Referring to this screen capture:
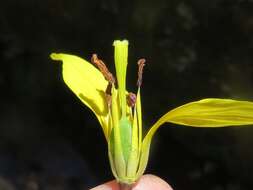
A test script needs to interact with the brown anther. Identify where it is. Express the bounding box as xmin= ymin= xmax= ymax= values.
xmin=137 ymin=58 xmax=146 ymax=87
xmin=105 ymin=83 xmax=112 ymax=106
xmin=91 ymin=54 xmax=115 ymax=84
xmin=127 ymin=92 xmax=137 ymax=108
xmin=106 ymin=83 xmax=112 ymax=95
